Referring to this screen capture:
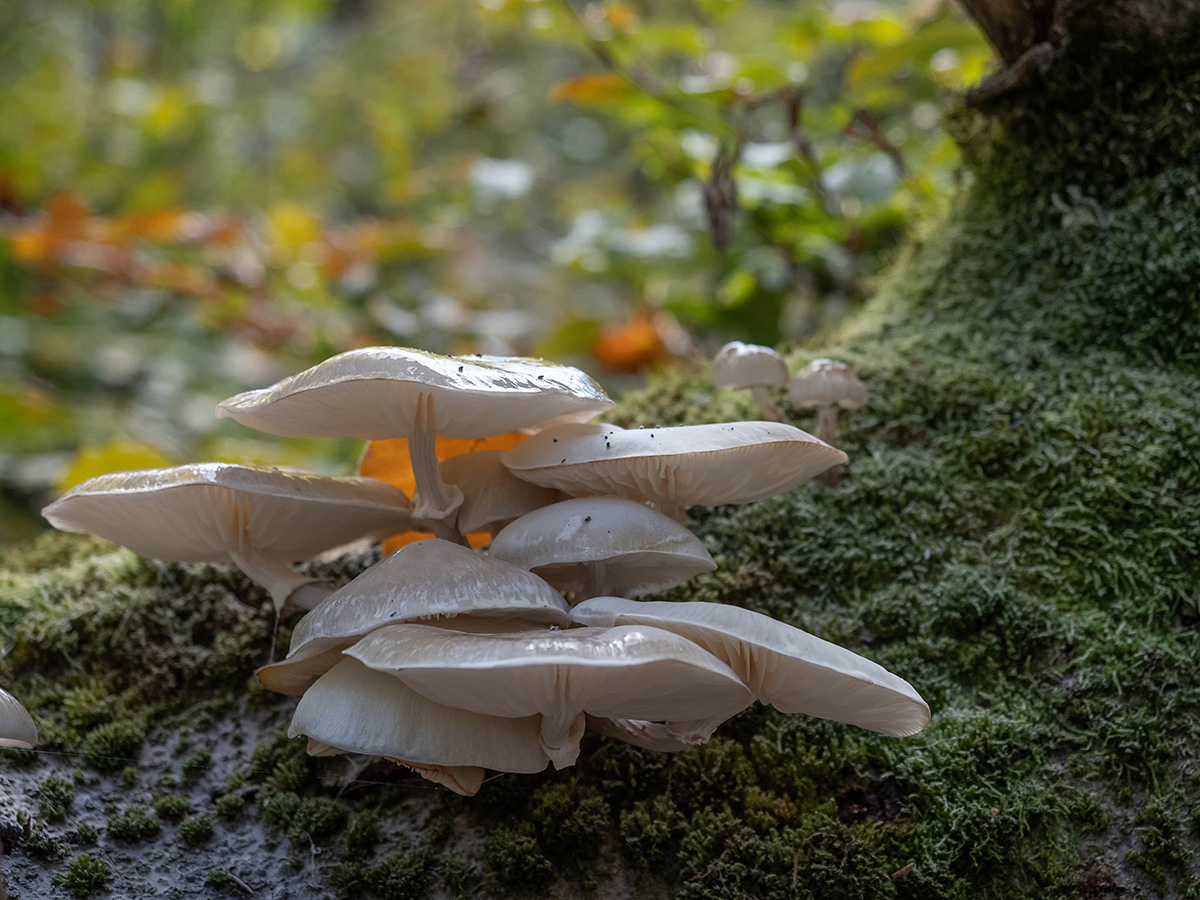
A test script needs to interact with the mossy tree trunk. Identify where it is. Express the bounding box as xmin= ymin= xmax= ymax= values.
xmin=3 ymin=3 xmax=1199 ymax=899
